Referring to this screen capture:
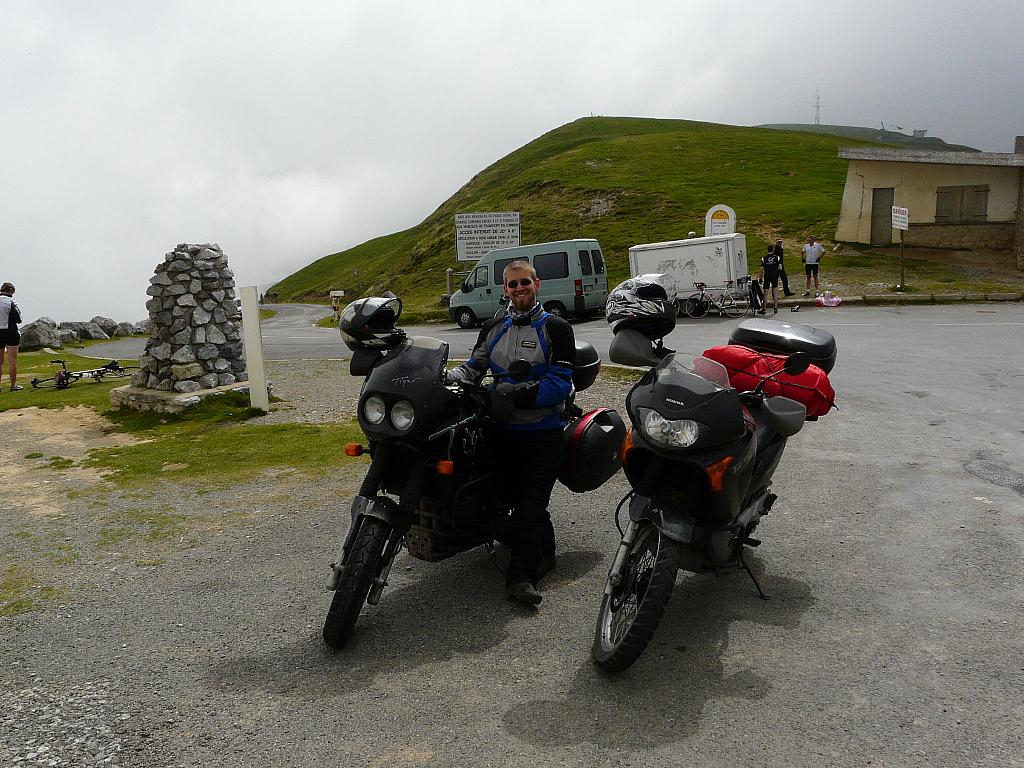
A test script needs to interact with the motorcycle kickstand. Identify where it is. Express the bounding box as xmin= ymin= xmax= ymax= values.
xmin=738 ymin=546 xmax=771 ymax=601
